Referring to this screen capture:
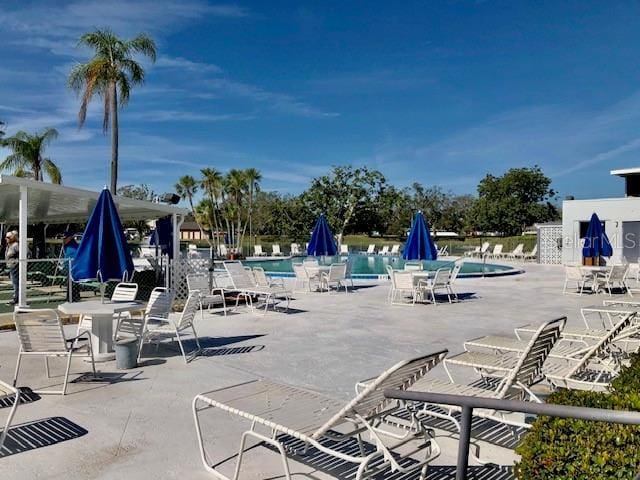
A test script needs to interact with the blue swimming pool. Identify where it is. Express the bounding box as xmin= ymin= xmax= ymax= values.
xmin=242 ymin=255 xmax=520 ymax=278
